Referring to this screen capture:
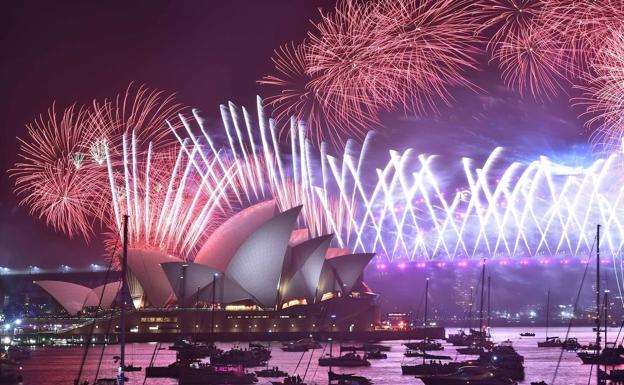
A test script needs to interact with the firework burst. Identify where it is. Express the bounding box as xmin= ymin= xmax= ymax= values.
xmin=259 ymin=42 xmax=379 ymax=149
xmin=491 ymin=25 xmax=571 ymax=100
xmin=261 ymin=0 xmax=482 ymax=148
xmin=11 ymin=84 xmax=186 ymax=240
xmin=578 ymin=27 xmax=624 ymax=156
